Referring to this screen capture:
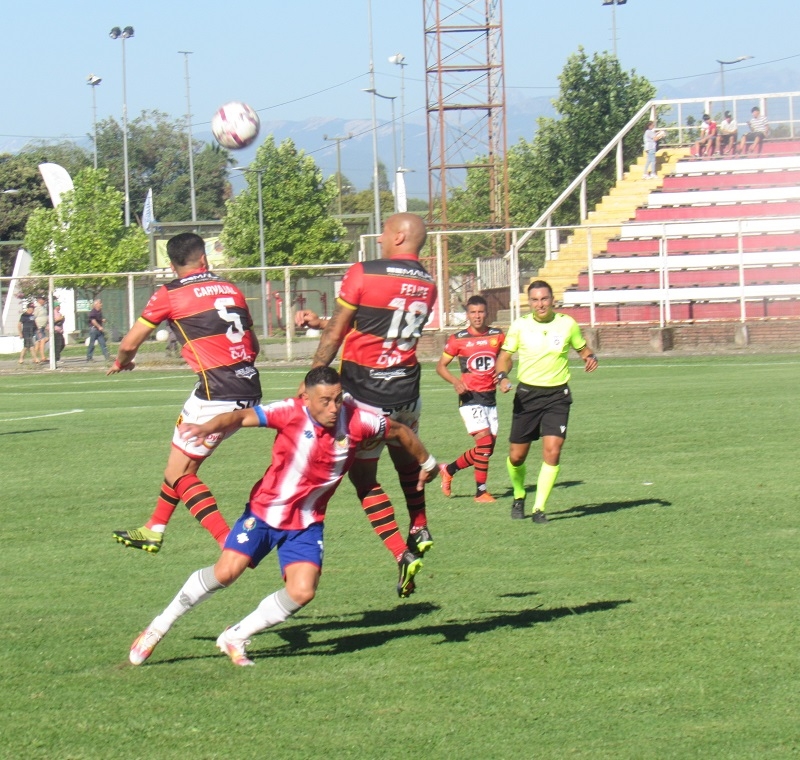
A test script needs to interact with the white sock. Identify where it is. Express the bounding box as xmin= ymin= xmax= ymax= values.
xmin=151 ymin=566 xmax=225 ymax=634
xmin=228 ymin=588 xmax=303 ymax=641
